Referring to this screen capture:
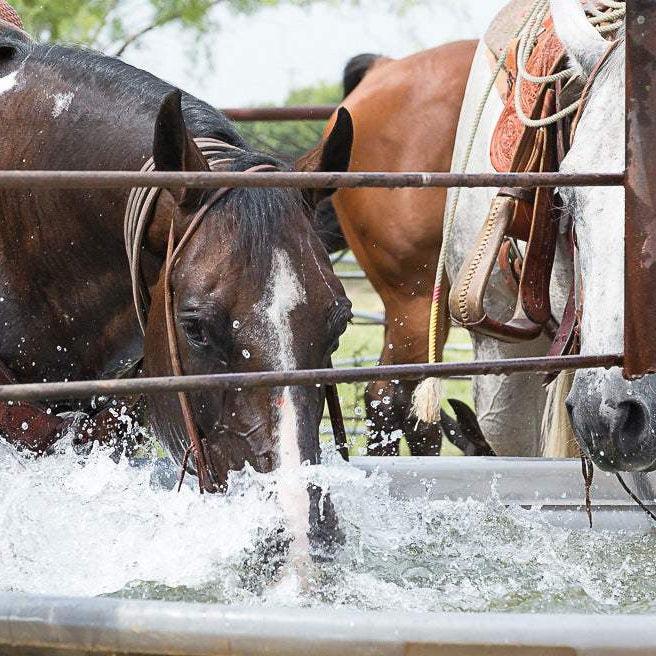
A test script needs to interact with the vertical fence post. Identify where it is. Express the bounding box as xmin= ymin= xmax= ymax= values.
xmin=625 ymin=0 xmax=656 ymax=378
